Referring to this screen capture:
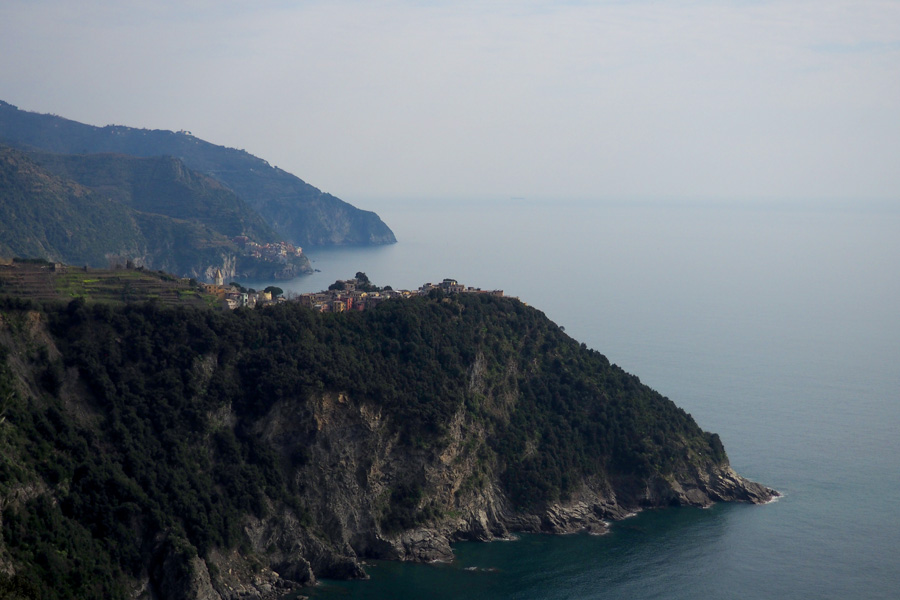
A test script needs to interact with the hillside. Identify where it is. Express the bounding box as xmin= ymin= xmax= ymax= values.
xmin=0 ymin=145 xmax=310 ymax=281
xmin=0 ymin=100 xmax=396 ymax=247
xmin=29 ymin=151 xmax=277 ymax=242
xmin=0 ymin=290 xmax=775 ymax=599
xmin=0 ymin=146 xmax=142 ymax=267
xmin=0 ymin=259 xmax=221 ymax=308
